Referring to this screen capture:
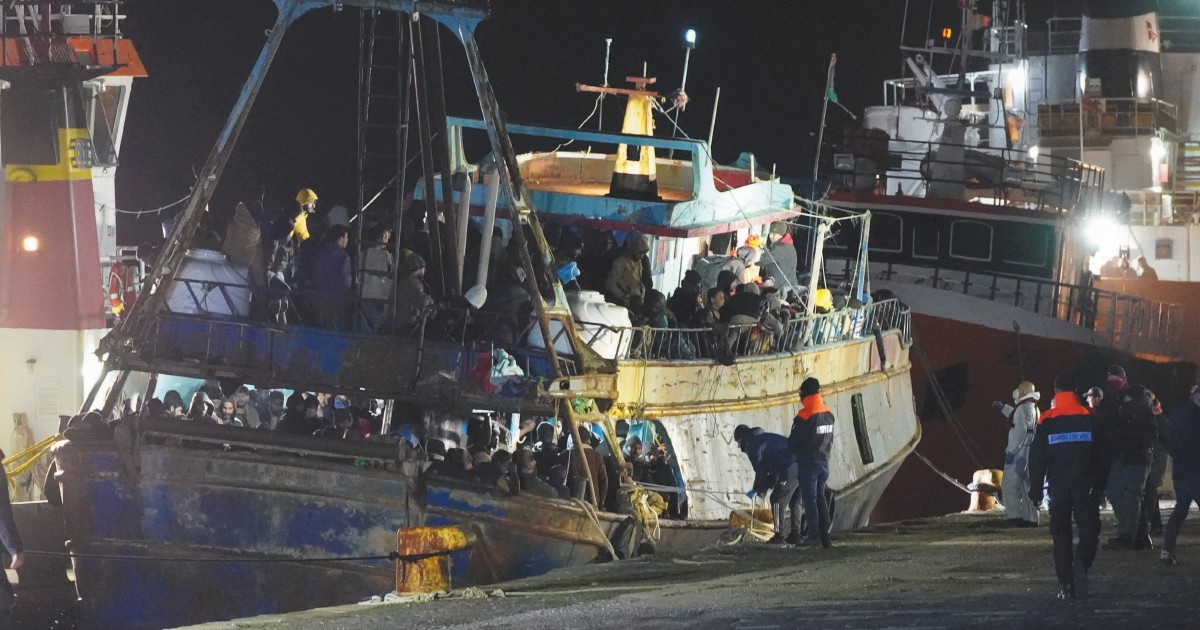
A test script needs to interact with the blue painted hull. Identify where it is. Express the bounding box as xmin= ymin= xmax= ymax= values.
xmin=51 ymin=435 xmax=625 ymax=629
